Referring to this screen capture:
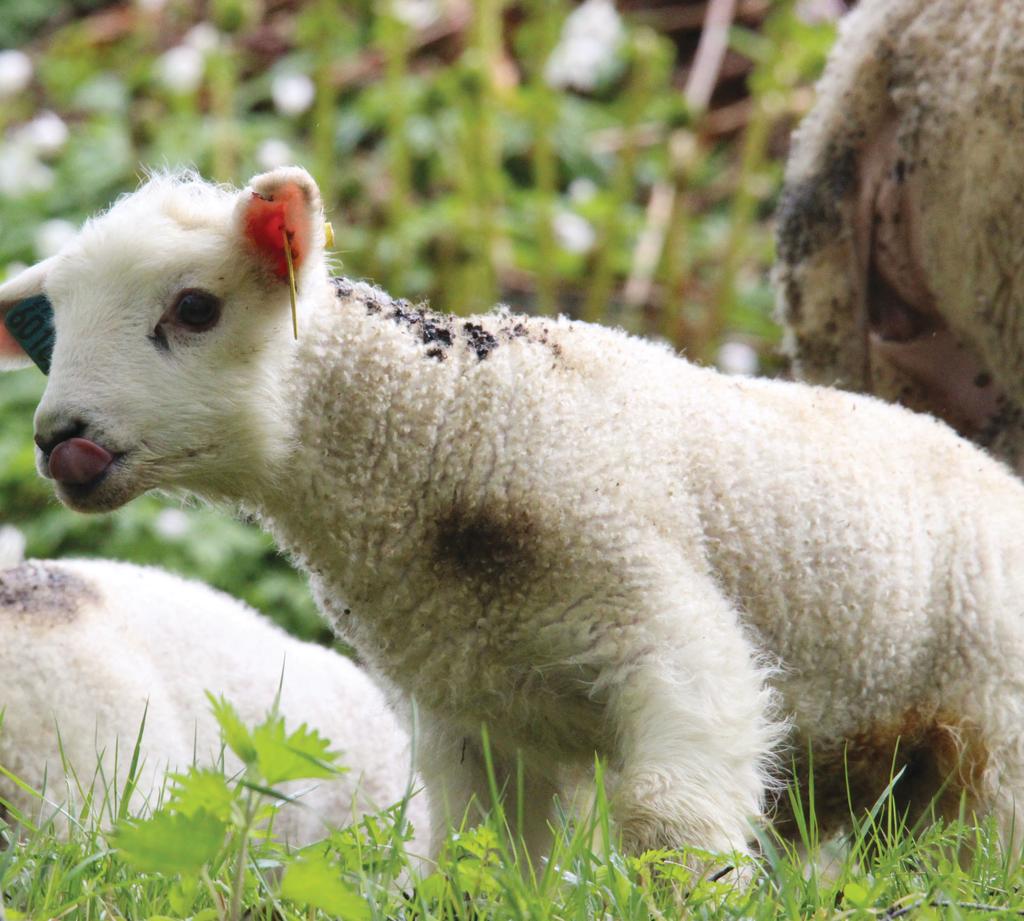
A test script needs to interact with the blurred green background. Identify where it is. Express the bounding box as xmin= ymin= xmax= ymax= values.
xmin=0 ymin=0 xmax=839 ymax=644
